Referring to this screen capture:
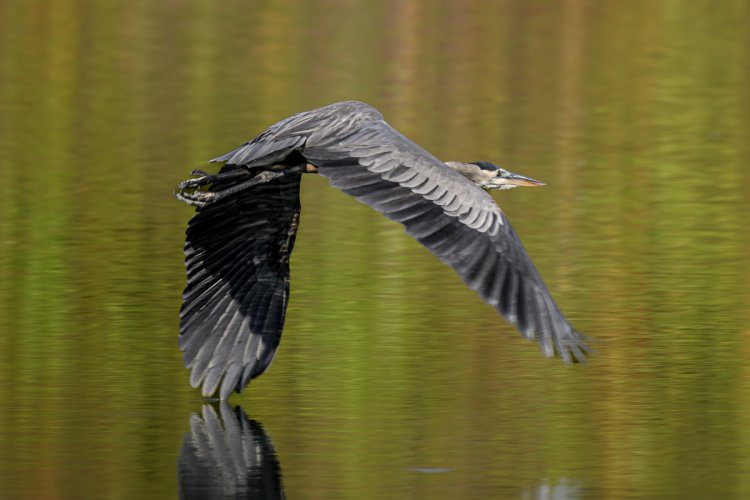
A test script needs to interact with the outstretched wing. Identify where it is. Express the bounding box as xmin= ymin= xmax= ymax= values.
xmin=179 ymin=165 xmax=302 ymax=399
xmin=210 ymin=101 xmax=589 ymax=363
xmin=317 ymin=160 xmax=589 ymax=362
